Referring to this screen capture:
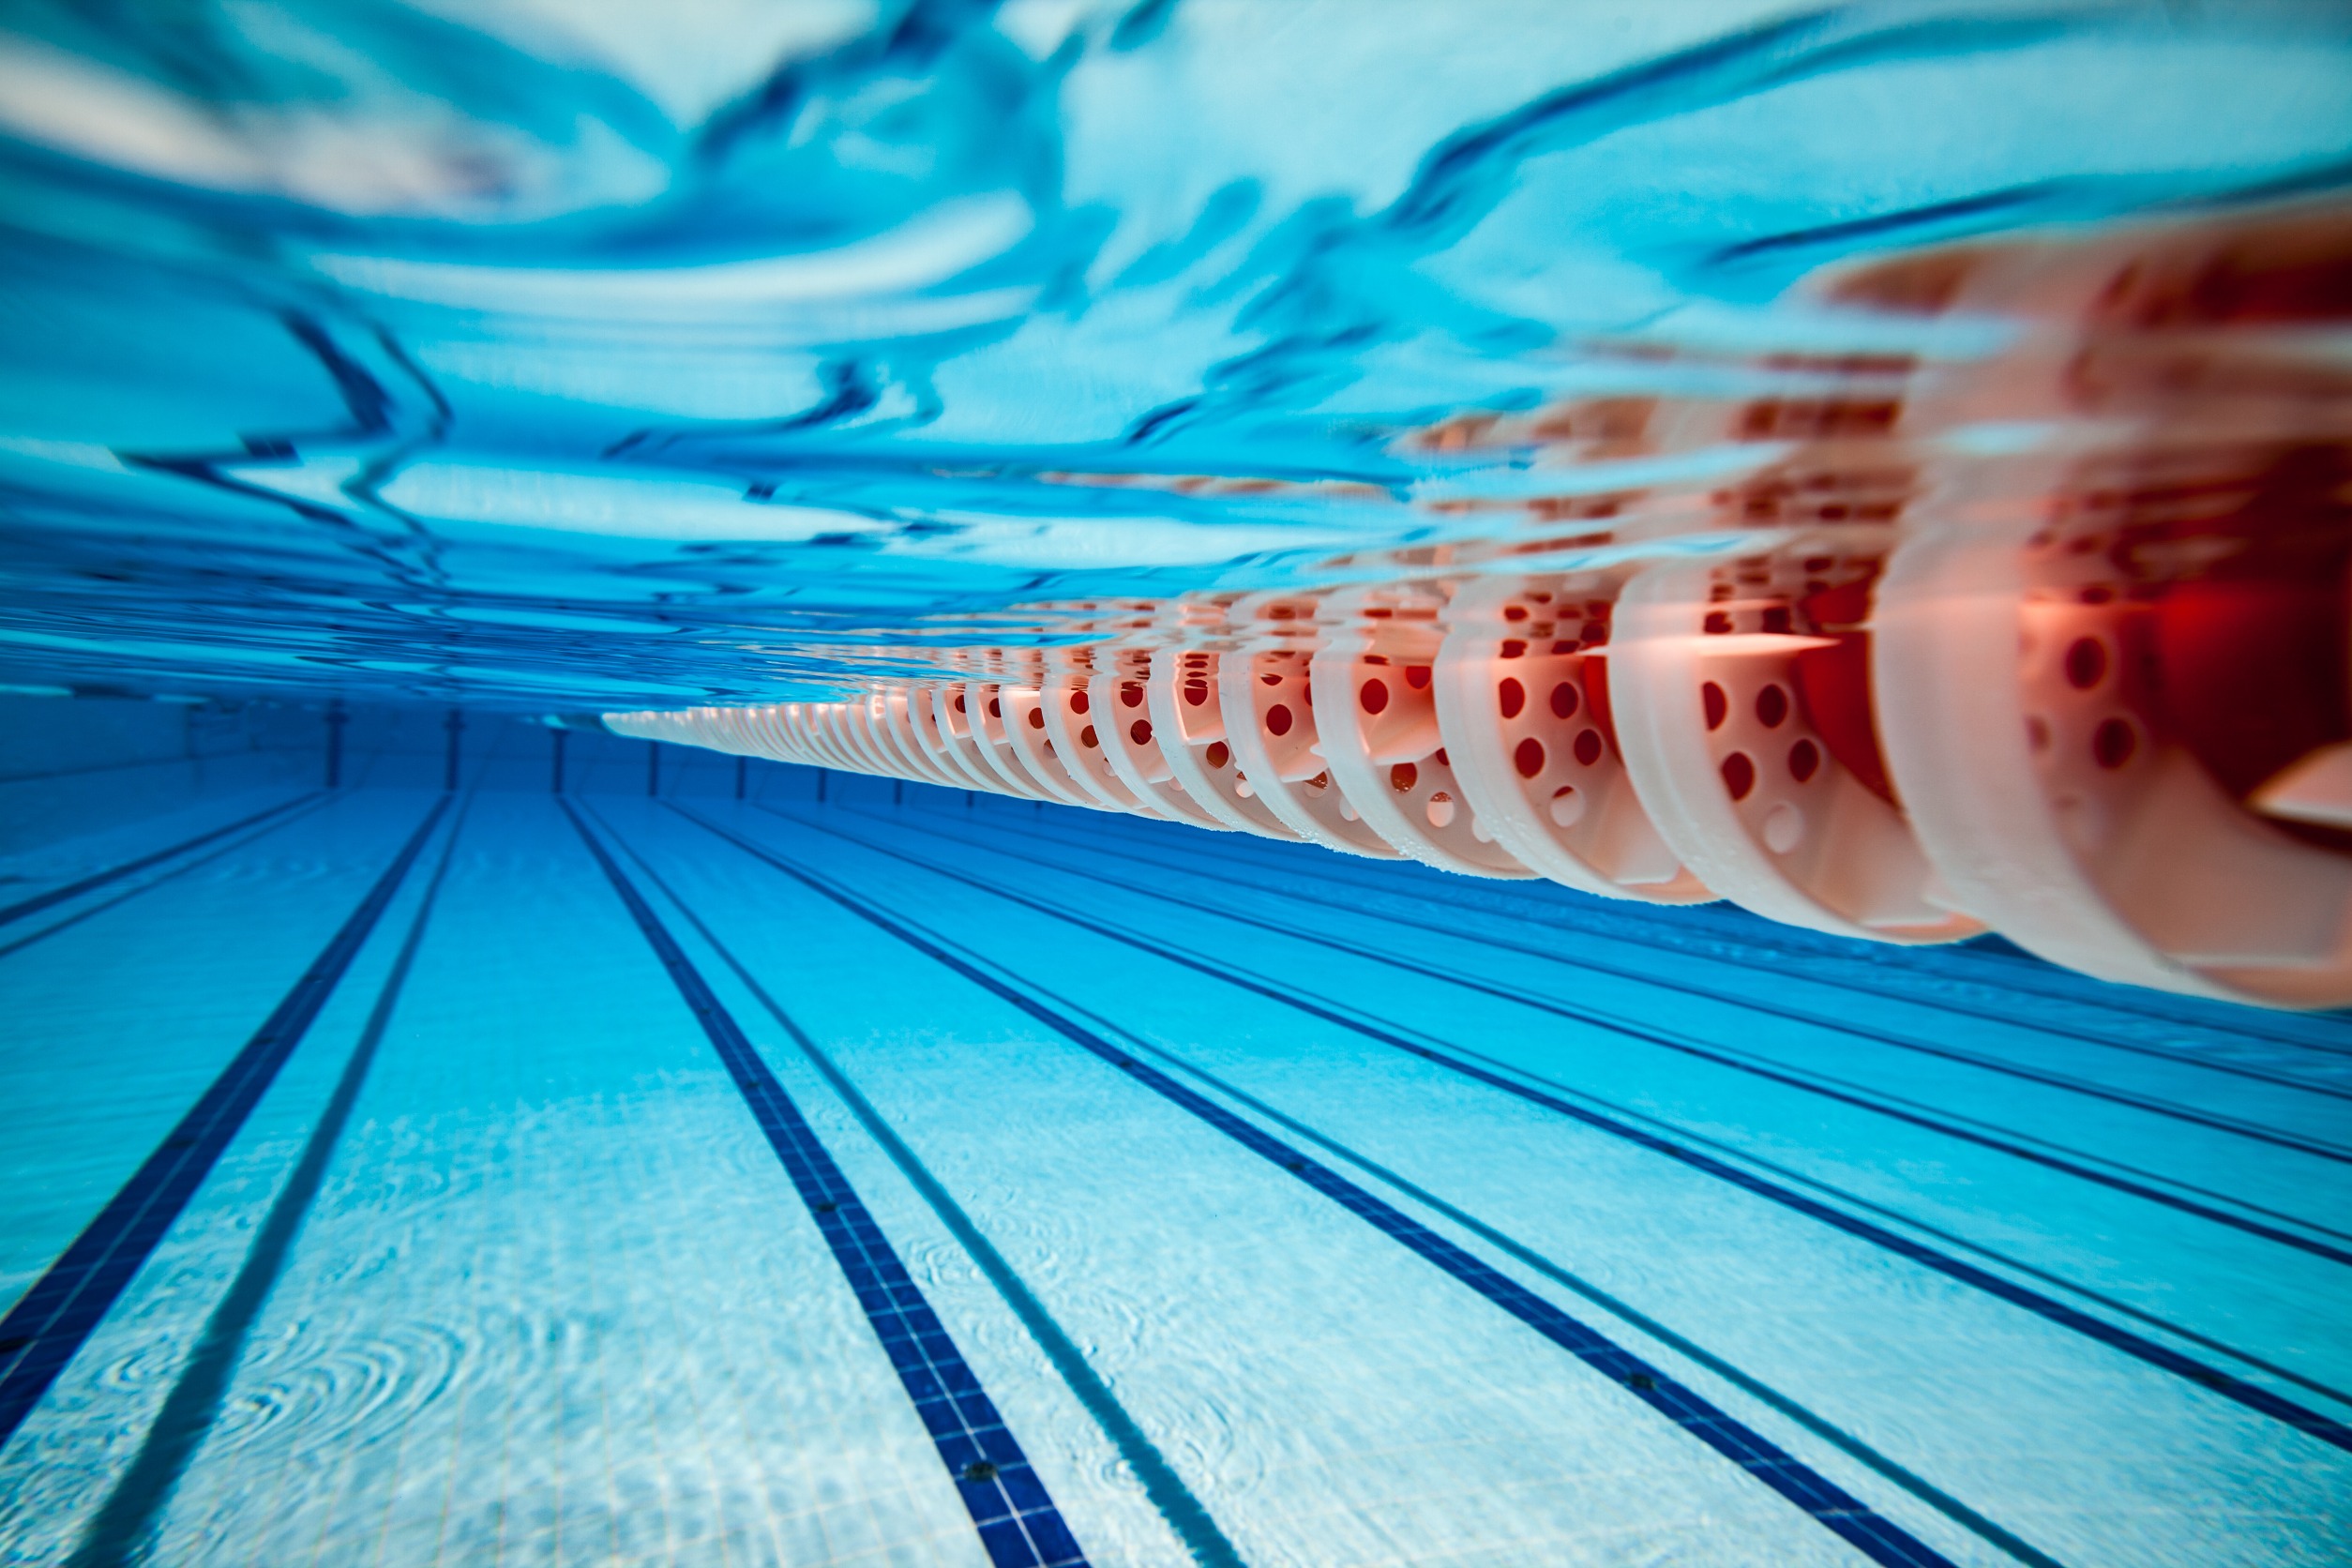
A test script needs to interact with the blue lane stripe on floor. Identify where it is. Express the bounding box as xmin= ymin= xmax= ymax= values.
xmin=731 ymin=804 xmax=2352 ymax=1458
xmin=0 ymin=796 xmax=446 ymax=1451
xmin=674 ymin=804 xmax=1965 ymax=1568
xmin=564 ymin=803 xmax=1088 ymax=1568
xmin=0 ymin=794 xmax=316 ymax=929
xmin=974 ymin=807 xmax=2352 ymax=1105
xmin=846 ymin=806 xmax=2352 ymax=1265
